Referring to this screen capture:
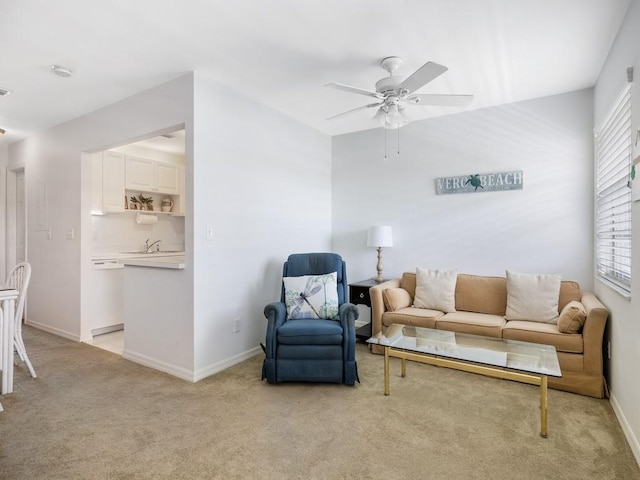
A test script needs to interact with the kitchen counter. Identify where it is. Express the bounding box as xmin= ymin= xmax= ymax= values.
xmin=120 ymin=255 xmax=185 ymax=269
xmin=91 ymin=252 xmax=186 ymax=269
